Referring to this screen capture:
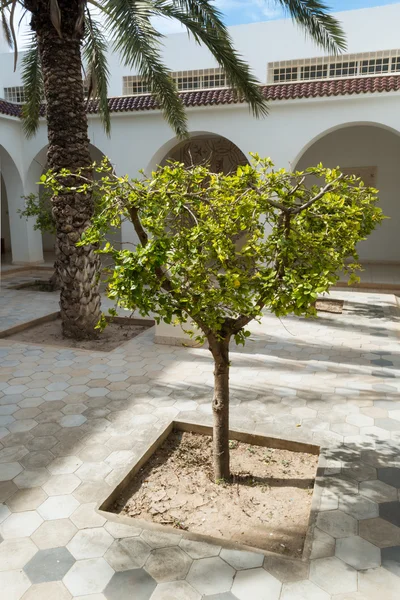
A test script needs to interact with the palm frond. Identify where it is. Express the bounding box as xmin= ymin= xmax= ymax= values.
xmin=83 ymin=10 xmax=111 ymax=135
xmin=1 ymin=2 xmax=13 ymax=49
xmin=104 ymin=0 xmax=187 ymax=138
xmin=276 ymin=0 xmax=346 ymax=54
xmin=21 ymin=34 xmax=44 ymax=138
xmin=155 ymin=0 xmax=268 ymax=118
